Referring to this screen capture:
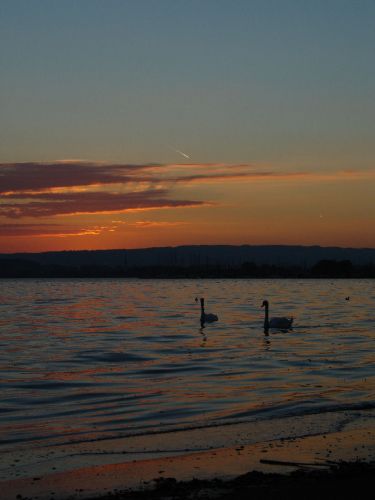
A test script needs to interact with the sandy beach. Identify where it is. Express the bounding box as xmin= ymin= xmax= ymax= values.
xmin=1 ymin=408 xmax=374 ymax=500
